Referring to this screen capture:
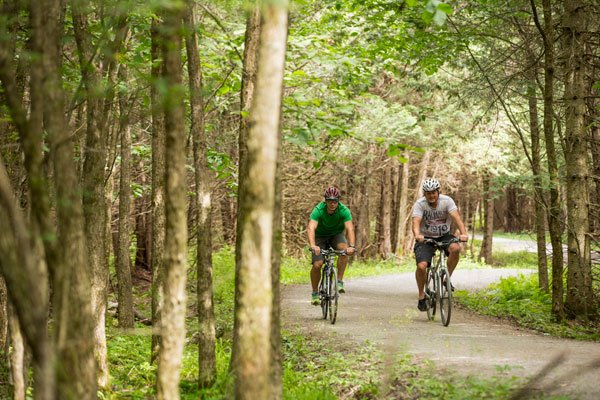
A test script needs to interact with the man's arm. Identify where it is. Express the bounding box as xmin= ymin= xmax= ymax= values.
xmin=449 ymin=210 xmax=468 ymax=241
xmin=412 ymin=216 xmax=424 ymax=243
xmin=344 ymin=220 xmax=355 ymax=255
xmin=307 ymin=219 xmax=320 ymax=255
